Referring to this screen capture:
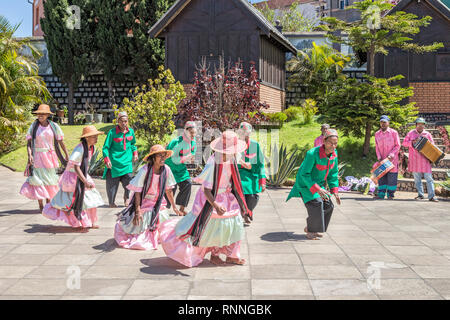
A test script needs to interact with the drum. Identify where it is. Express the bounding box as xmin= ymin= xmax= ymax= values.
xmin=370 ymin=159 xmax=395 ymax=184
xmin=413 ymin=136 xmax=445 ymax=164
